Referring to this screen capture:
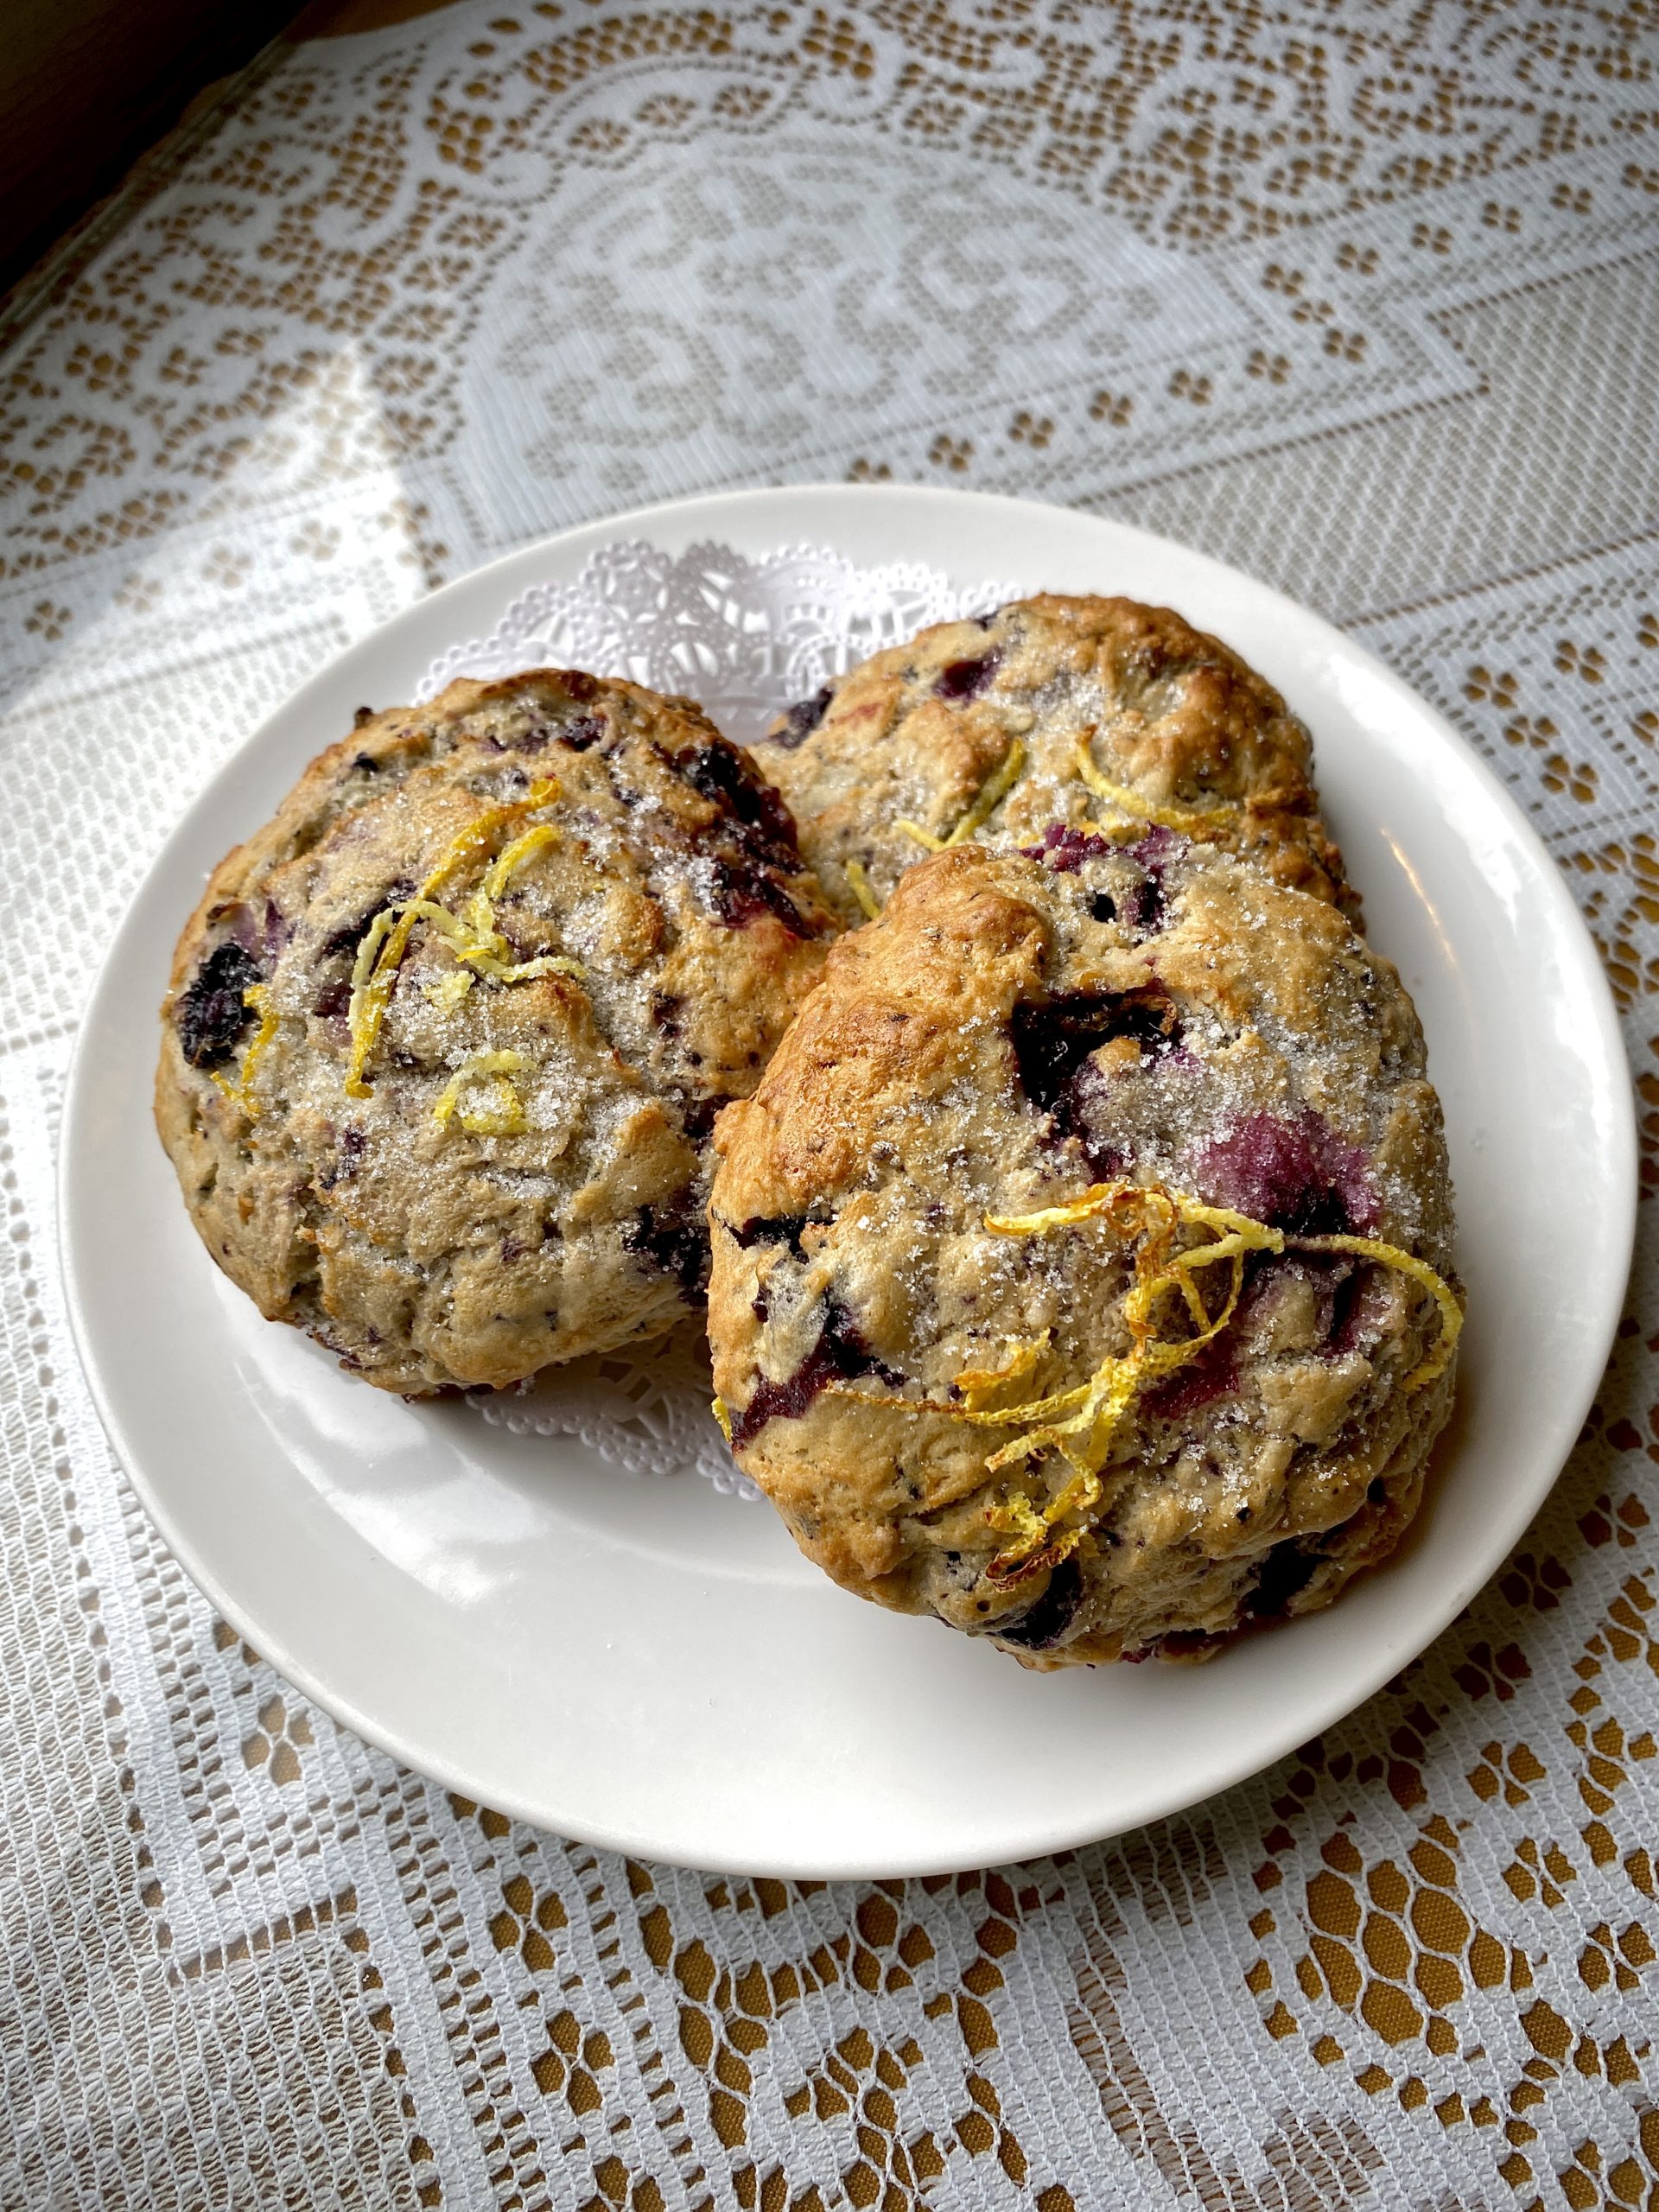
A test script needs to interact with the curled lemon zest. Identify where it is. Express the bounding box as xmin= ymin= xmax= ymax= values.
xmin=345 ymin=904 xmax=454 ymax=1097
xmin=1072 ymin=737 xmax=1233 ymax=836
xmin=985 ymin=1489 xmax=1050 ymax=1557
xmin=895 ymin=736 xmax=1027 ymax=856
xmin=423 ymin=970 xmax=474 ymax=1012
xmin=398 ymin=898 xmax=503 ymax=966
xmin=211 ymin=983 xmax=278 ymax=1118
xmin=946 ymin=736 xmax=1027 ymax=845
xmin=432 ymin=1049 xmax=528 ymax=1136
xmin=1290 ymin=1231 xmax=1464 ymax=1390
xmin=971 ymin=1198 xmax=1271 ymax=1534
xmin=423 ymin=779 xmax=559 ymax=900
xmin=344 ymin=779 xmax=569 ymax=1097
xmin=711 ymin=1395 xmax=733 ymax=1444
xmin=844 ymin=857 xmax=882 ymax=920
xmin=349 ymin=907 xmax=400 ymax=995
xmin=481 ymin=821 xmax=561 ymax=901
xmin=830 ymin=1178 xmax=1460 ymax=1581
xmin=955 ymin=1331 xmax=1050 ymax=1403
xmin=411 ymin=892 xmax=585 ymax=985
xmin=480 ymin=952 xmax=585 ymax=986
